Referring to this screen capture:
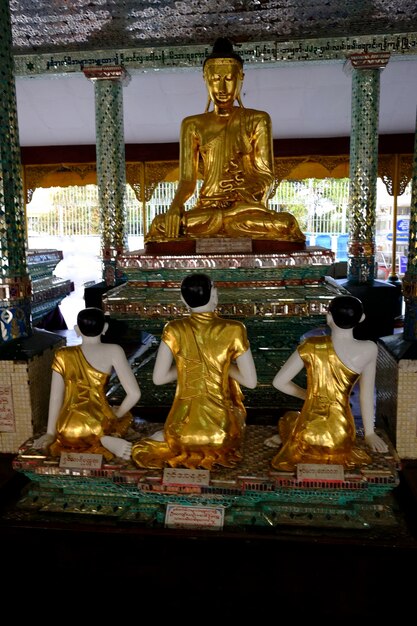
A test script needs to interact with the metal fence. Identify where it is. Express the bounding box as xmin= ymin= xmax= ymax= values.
xmin=27 ymin=178 xmax=350 ymax=249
